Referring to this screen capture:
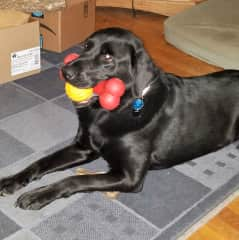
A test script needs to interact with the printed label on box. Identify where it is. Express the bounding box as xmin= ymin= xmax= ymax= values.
xmin=11 ymin=46 xmax=40 ymax=76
